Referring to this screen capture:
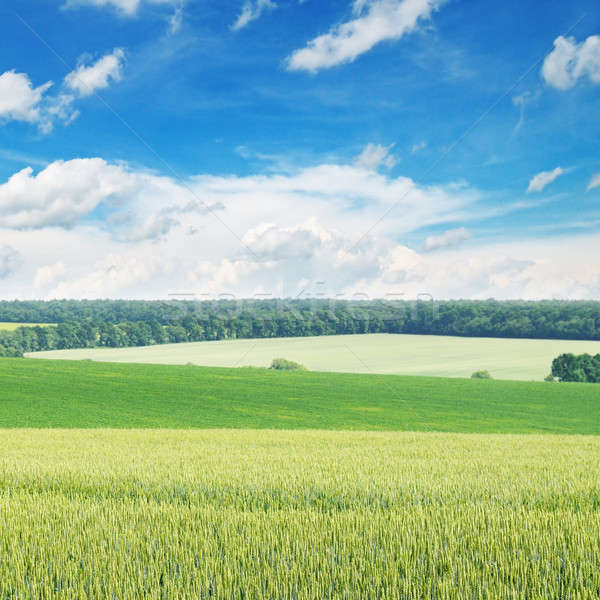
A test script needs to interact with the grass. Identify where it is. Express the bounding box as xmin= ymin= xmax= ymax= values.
xmin=1 ymin=429 xmax=599 ymax=598
xmin=26 ymin=333 xmax=600 ymax=380
xmin=2 ymin=358 xmax=600 ymax=432
xmin=0 ymin=322 xmax=54 ymax=330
